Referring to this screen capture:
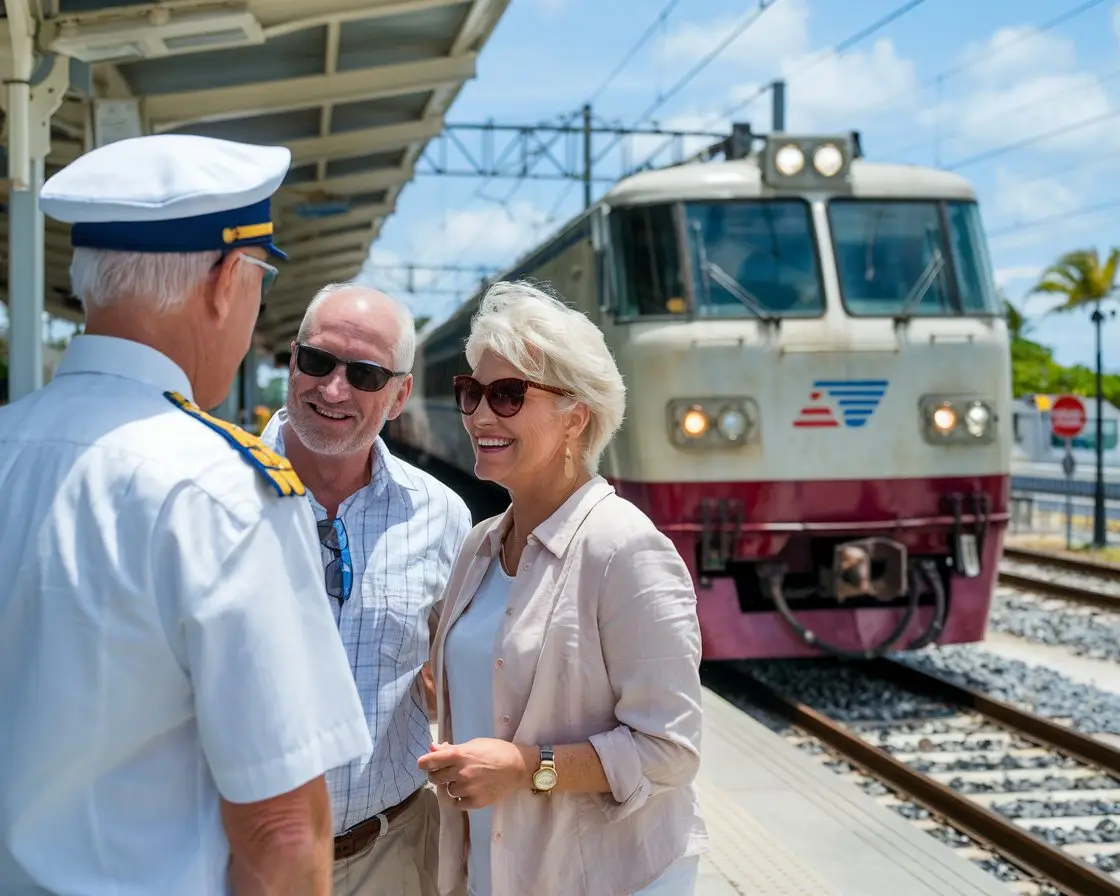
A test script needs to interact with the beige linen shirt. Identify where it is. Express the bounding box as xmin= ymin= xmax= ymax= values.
xmin=431 ymin=476 xmax=709 ymax=896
